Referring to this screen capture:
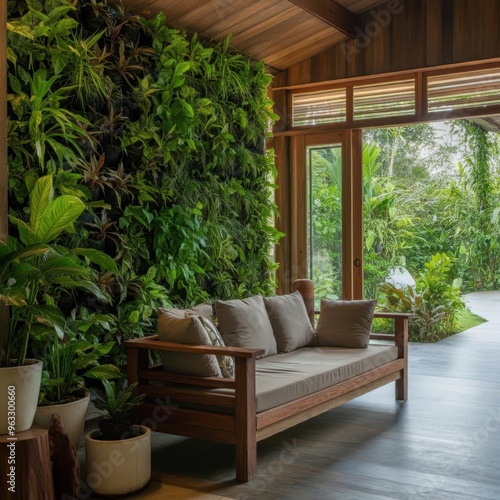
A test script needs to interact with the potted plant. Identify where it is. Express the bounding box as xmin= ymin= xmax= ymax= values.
xmin=0 ymin=238 xmax=46 ymax=434
xmin=33 ymin=324 xmax=122 ymax=449
xmin=0 ymin=174 xmax=118 ymax=434
xmin=85 ymin=378 xmax=150 ymax=496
